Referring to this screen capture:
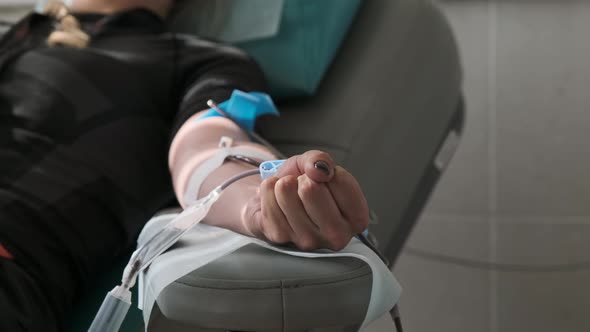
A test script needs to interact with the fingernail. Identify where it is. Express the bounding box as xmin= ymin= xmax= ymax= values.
xmin=314 ymin=160 xmax=331 ymax=176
